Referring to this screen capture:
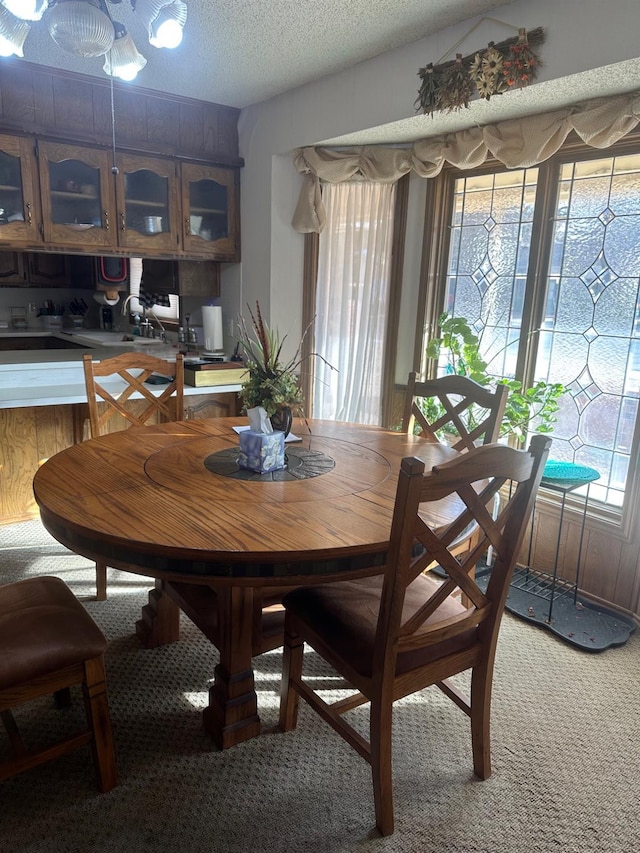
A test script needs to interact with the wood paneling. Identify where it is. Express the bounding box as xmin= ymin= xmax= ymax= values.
xmin=0 ymin=405 xmax=73 ymax=523
xmin=0 ymin=60 xmax=242 ymax=167
xmin=0 ymin=395 xmax=239 ymax=525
